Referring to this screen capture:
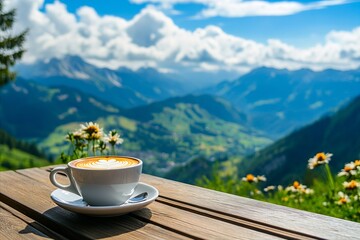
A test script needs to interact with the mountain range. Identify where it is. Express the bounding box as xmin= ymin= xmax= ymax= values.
xmin=16 ymin=56 xmax=190 ymax=109
xmin=17 ymin=56 xmax=360 ymax=140
xmin=201 ymin=67 xmax=360 ymax=137
xmin=3 ymin=56 xmax=360 ymax=180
